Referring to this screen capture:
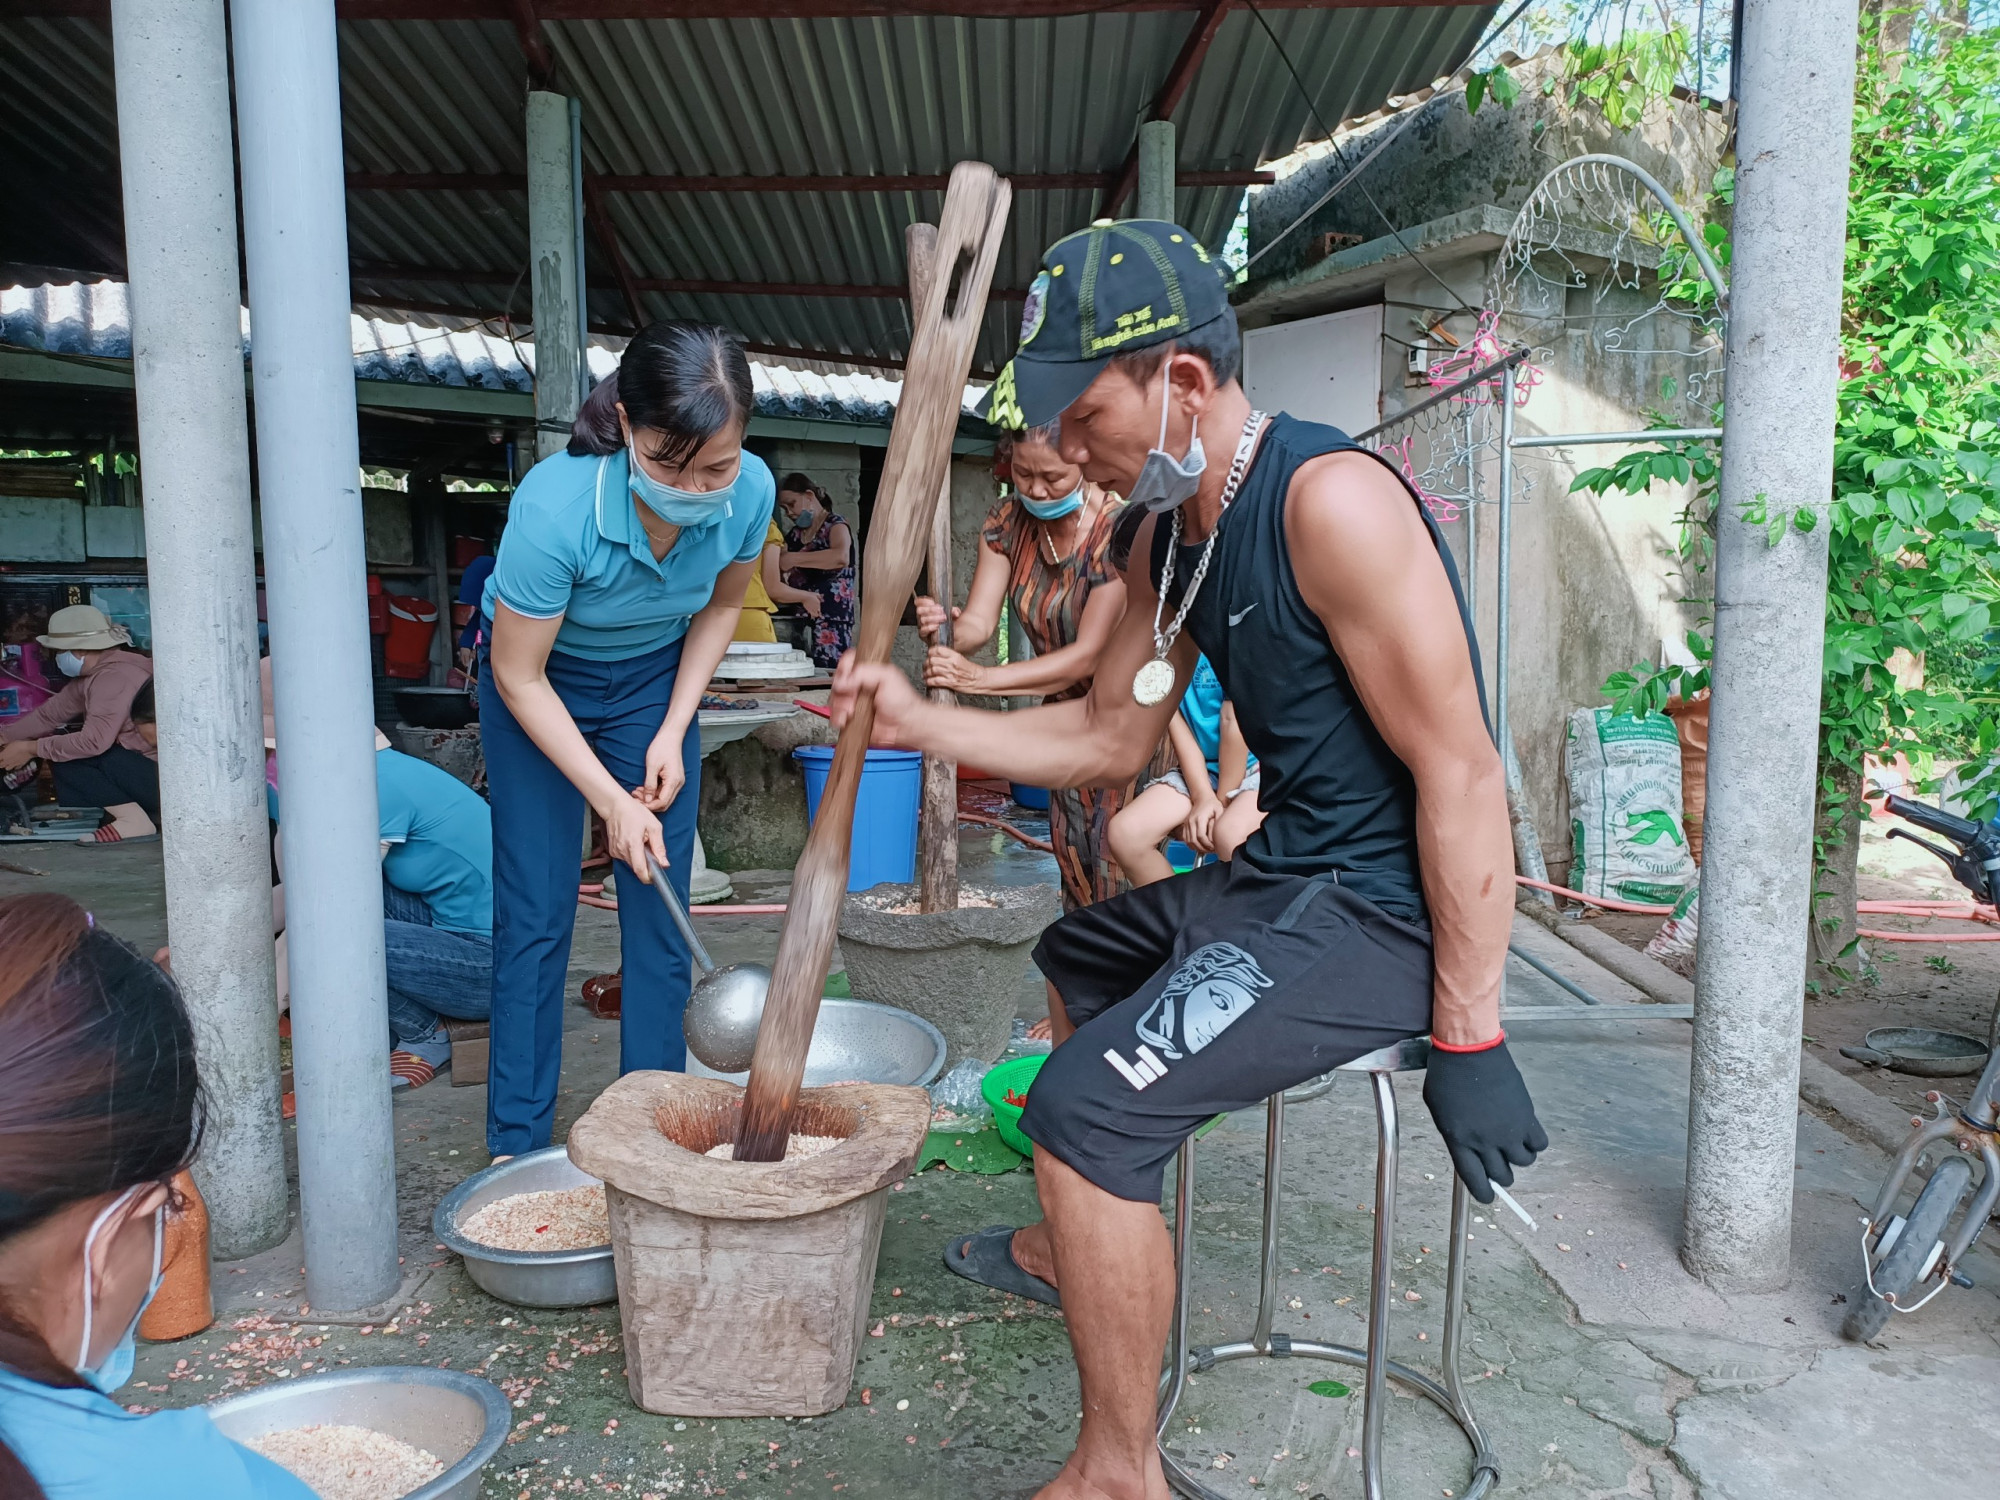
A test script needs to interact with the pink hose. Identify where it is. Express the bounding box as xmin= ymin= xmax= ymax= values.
xmin=1514 ymin=877 xmax=1673 ymax=914
xmin=1517 ymin=877 xmax=2000 ymax=940
xmin=1859 ymin=927 xmax=2000 ymax=942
